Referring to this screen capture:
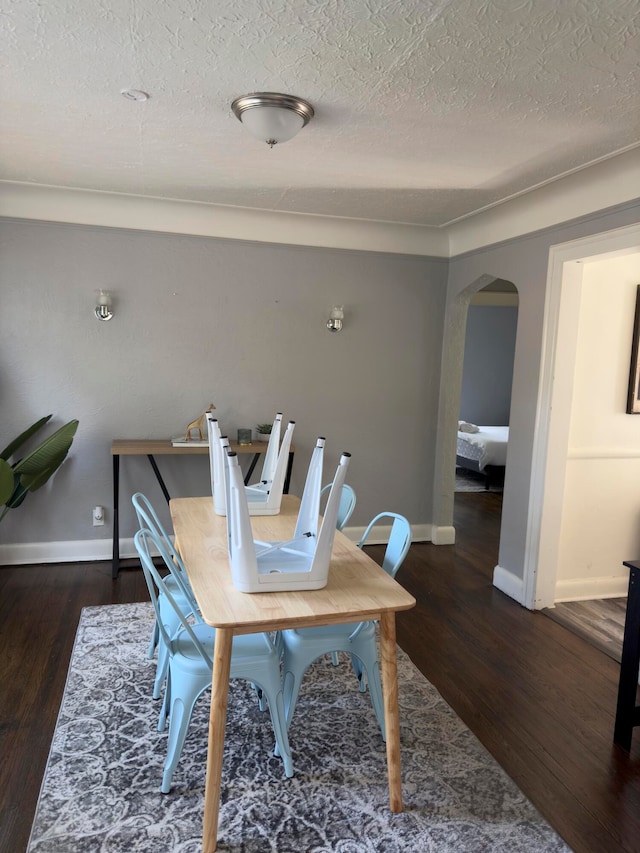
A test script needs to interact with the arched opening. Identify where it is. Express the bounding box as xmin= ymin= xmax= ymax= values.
xmin=431 ymin=274 xmax=519 ymax=552
xmin=455 ymin=279 xmax=518 ymax=497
